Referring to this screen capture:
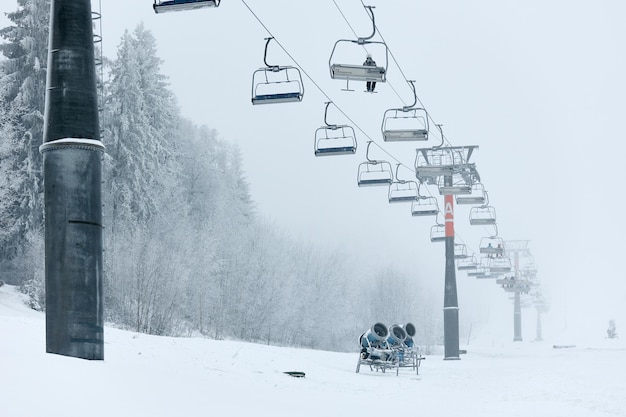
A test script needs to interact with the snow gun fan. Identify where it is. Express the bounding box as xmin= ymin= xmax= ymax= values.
xmin=360 ymin=322 xmax=388 ymax=348
xmin=403 ymin=322 xmax=416 ymax=347
xmin=387 ymin=324 xmax=407 ymax=347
